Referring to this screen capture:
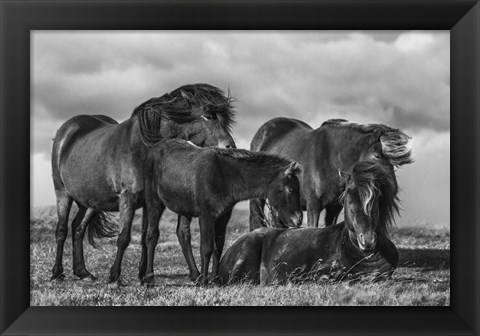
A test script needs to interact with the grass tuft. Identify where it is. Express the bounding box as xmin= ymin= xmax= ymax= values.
xmin=30 ymin=206 xmax=449 ymax=306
